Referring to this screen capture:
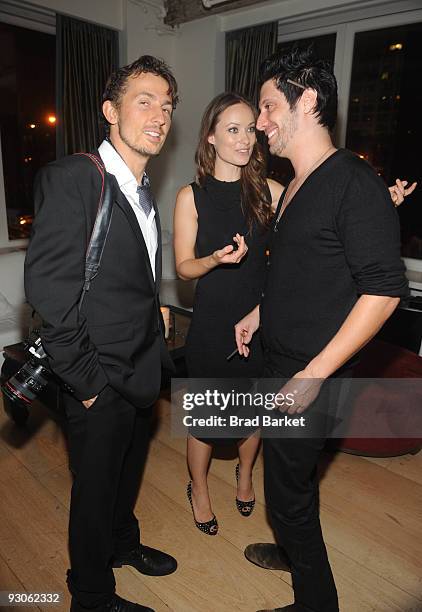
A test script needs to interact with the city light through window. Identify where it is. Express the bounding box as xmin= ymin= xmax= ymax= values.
xmin=346 ymin=24 xmax=422 ymax=258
